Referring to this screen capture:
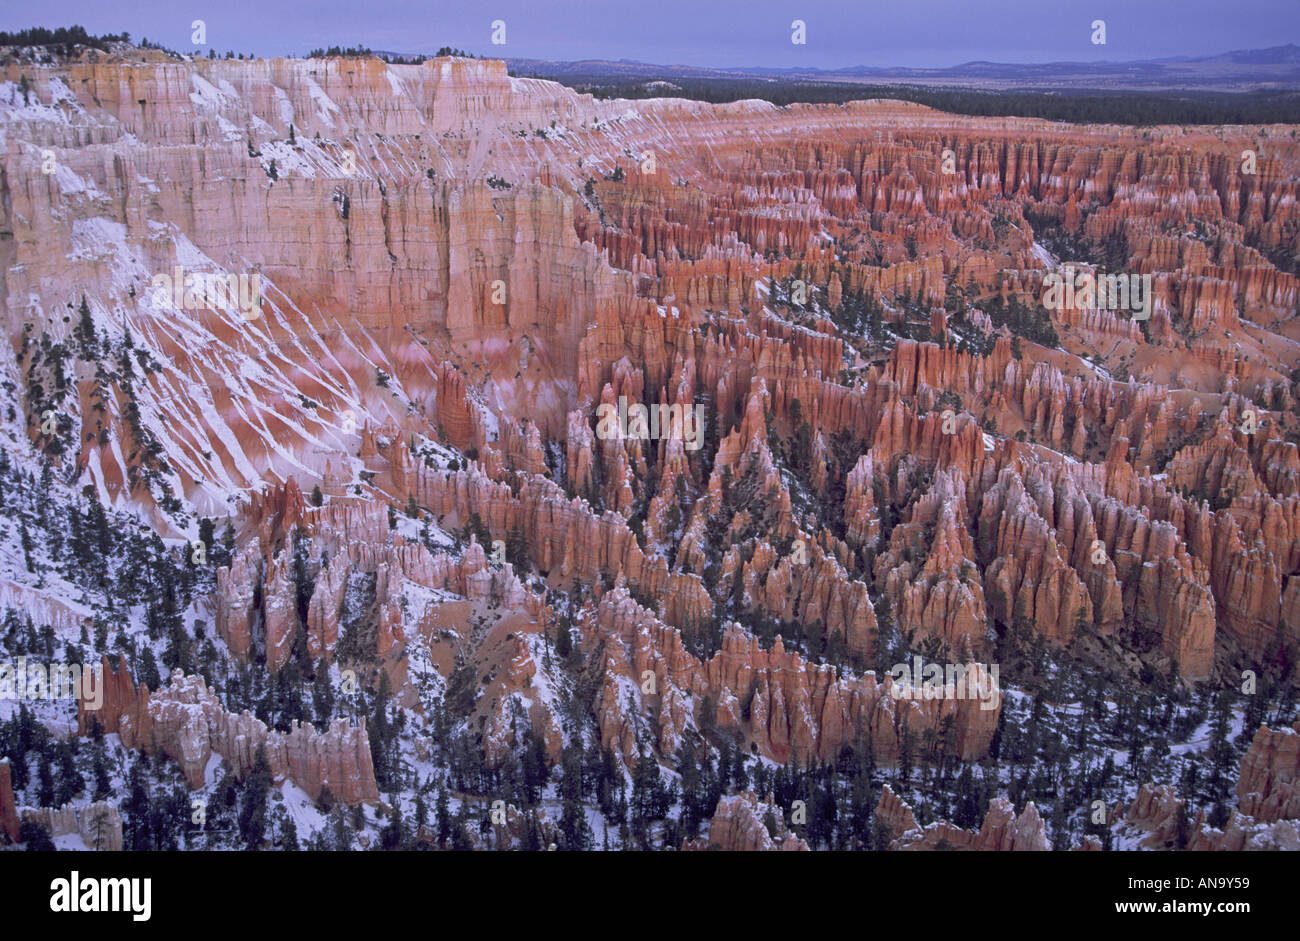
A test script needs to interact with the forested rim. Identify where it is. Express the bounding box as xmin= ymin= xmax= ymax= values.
xmin=527 ymin=76 xmax=1300 ymax=127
